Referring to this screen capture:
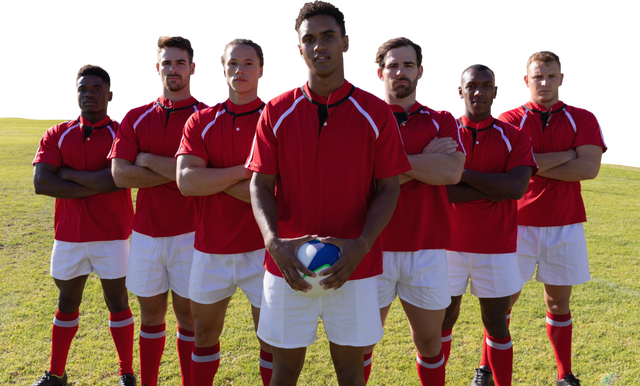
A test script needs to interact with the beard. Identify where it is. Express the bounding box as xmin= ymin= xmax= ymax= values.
xmin=387 ymin=76 xmax=418 ymax=99
xmin=163 ymin=75 xmax=188 ymax=92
